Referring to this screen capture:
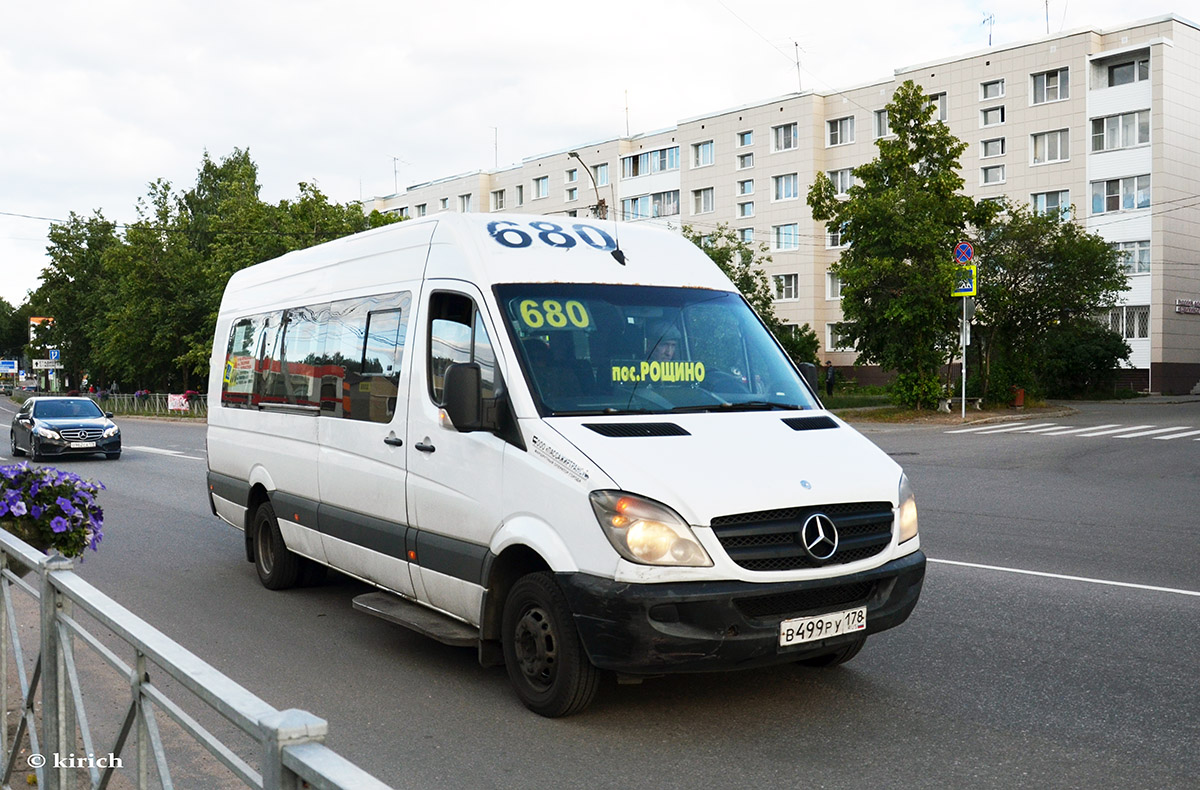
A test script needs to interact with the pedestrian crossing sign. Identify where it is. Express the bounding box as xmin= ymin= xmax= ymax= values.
xmin=952 ymin=264 xmax=977 ymax=297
